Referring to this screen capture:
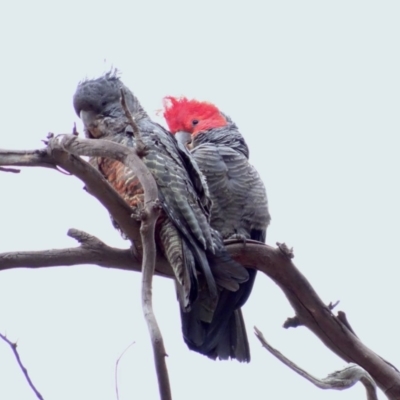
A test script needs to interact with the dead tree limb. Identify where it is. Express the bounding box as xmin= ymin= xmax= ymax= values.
xmin=0 ymin=146 xmax=142 ymax=251
xmin=0 ymin=228 xmax=173 ymax=276
xmin=254 ymin=327 xmax=378 ymax=400
xmin=1 ymin=144 xmax=400 ymax=399
xmin=228 ymin=243 xmax=400 ymax=400
xmin=0 ymin=333 xmax=44 ymax=400
xmin=47 ymin=132 xmax=171 ymax=399
xmin=123 ymin=91 xmax=172 ymax=400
